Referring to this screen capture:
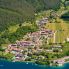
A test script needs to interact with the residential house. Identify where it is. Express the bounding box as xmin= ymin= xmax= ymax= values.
xmin=16 ymin=41 xmax=35 ymax=48
xmin=66 ymin=37 xmax=69 ymax=42
xmin=37 ymin=17 xmax=48 ymax=27
xmin=5 ymin=44 xmax=23 ymax=55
